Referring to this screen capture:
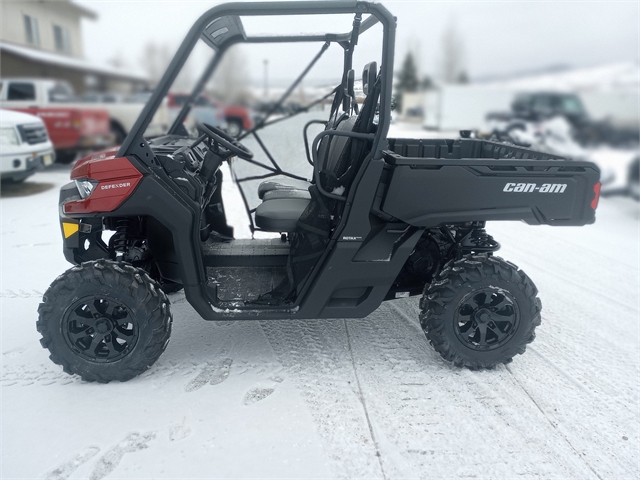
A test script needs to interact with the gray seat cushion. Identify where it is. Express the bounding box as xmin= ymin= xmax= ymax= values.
xmin=262 ymin=189 xmax=311 ymax=201
xmin=255 ymin=198 xmax=310 ymax=232
xmin=257 ymin=178 xmax=310 ymax=199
